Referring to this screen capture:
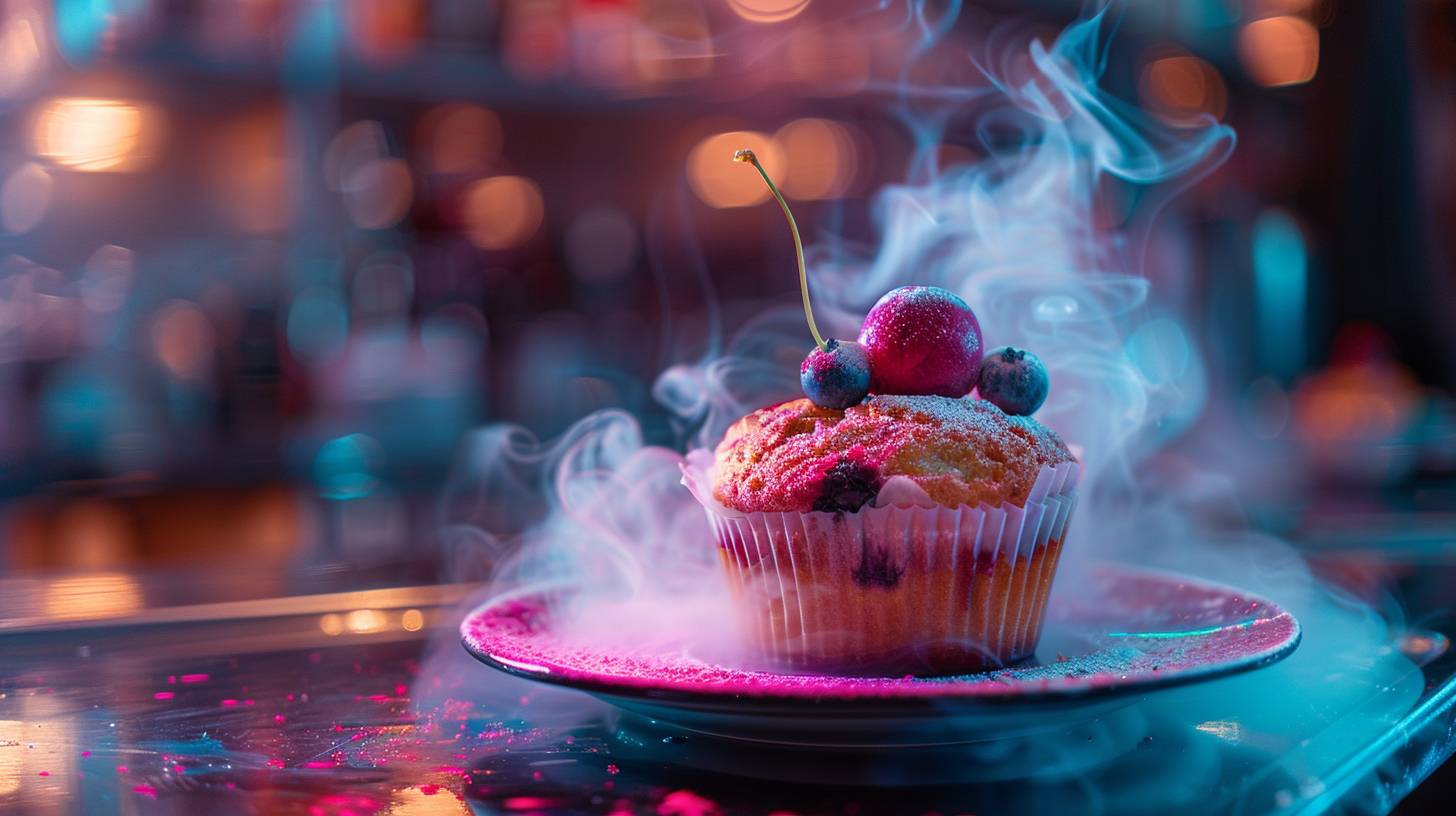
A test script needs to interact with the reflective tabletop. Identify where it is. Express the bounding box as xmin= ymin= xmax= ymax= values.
xmin=3 ymin=543 xmax=1456 ymax=816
